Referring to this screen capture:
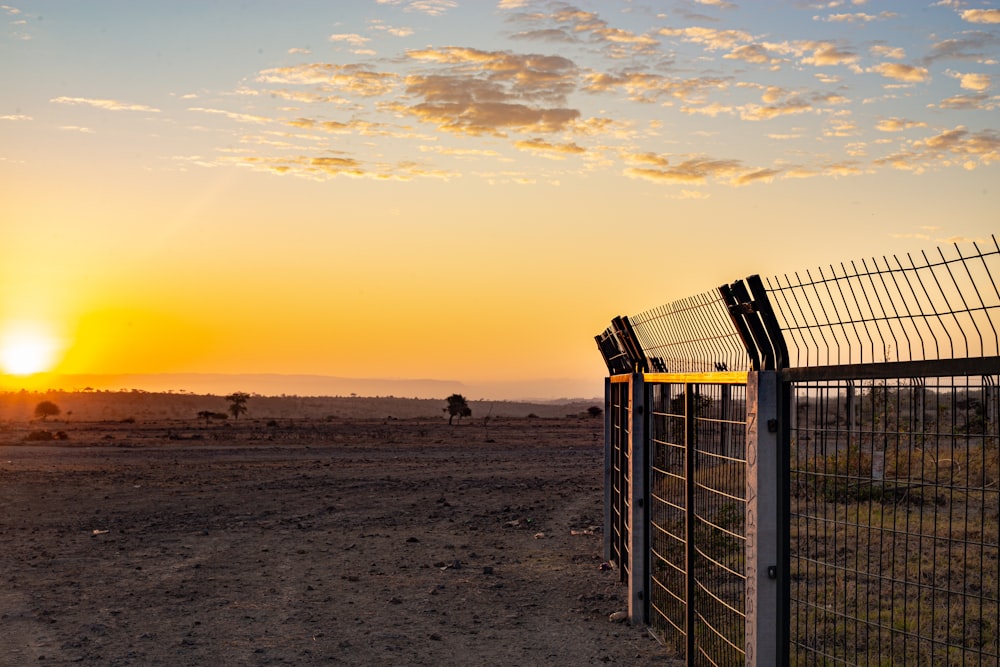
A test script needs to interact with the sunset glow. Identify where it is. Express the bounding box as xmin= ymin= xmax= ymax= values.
xmin=0 ymin=323 xmax=61 ymax=376
xmin=1 ymin=1 xmax=997 ymax=398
